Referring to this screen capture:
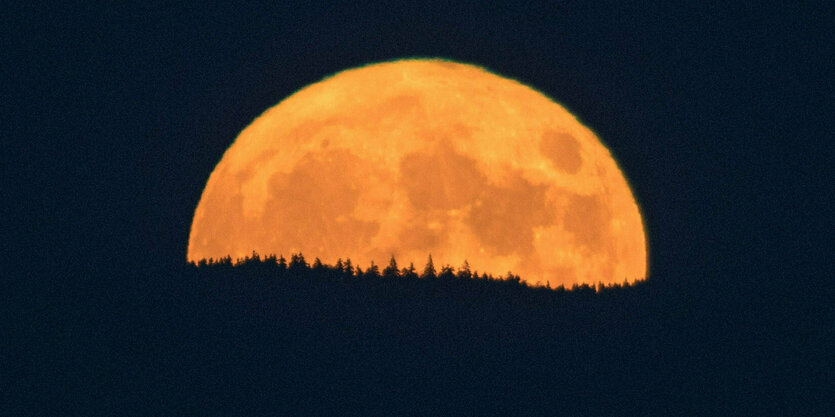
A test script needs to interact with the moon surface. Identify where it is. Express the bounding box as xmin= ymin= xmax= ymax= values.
xmin=188 ymin=59 xmax=647 ymax=287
